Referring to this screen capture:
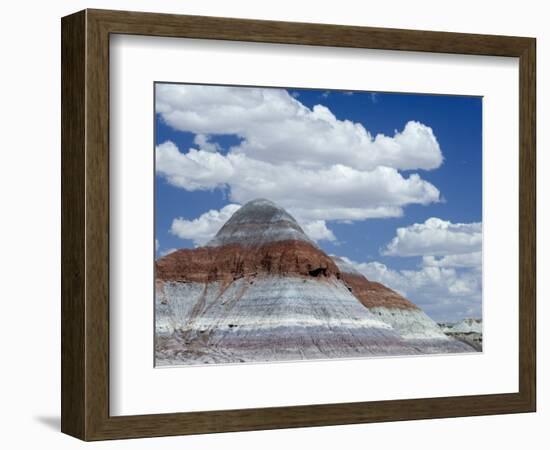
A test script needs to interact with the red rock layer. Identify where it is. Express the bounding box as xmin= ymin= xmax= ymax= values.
xmin=156 ymin=240 xmax=340 ymax=283
xmin=340 ymin=272 xmax=418 ymax=310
